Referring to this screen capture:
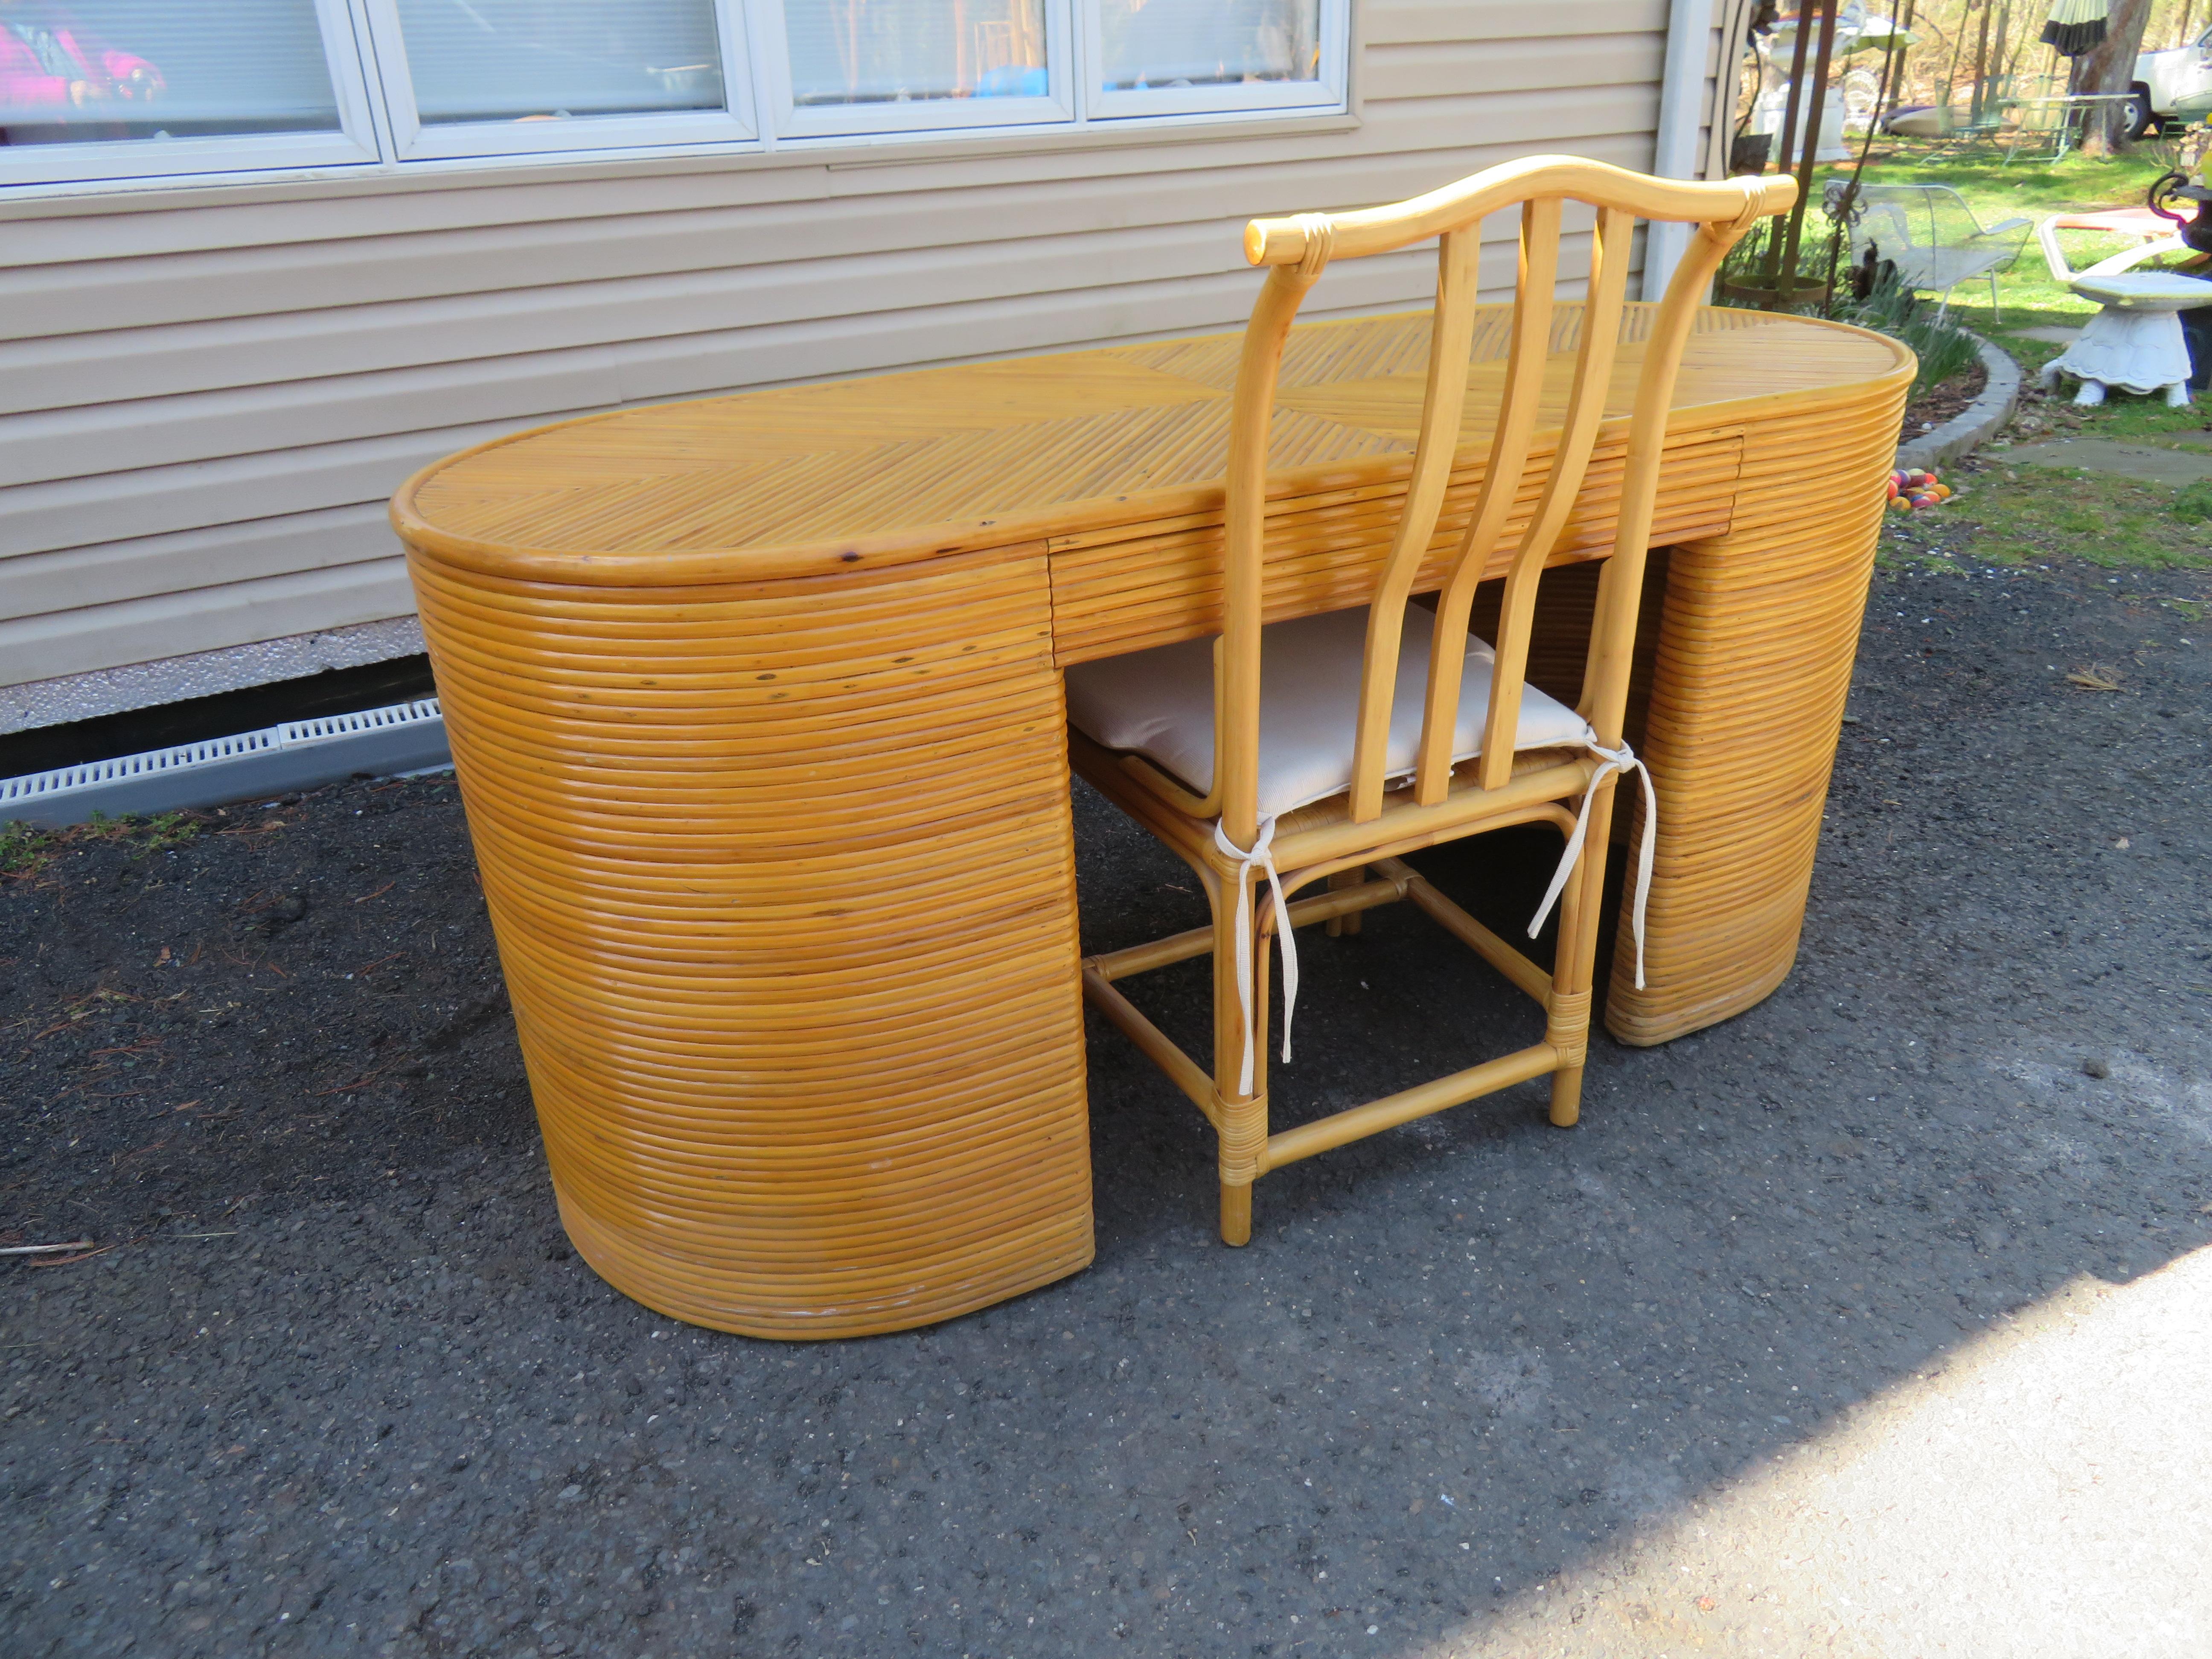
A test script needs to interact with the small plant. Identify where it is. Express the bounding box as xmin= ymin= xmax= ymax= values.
xmin=1831 ymin=262 xmax=1981 ymax=396
xmin=1717 ymin=214 xmax=1838 ymax=307
xmin=0 ymin=819 xmax=62 ymax=879
xmin=2171 ymin=478 xmax=2212 ymax=523
xmin=127 ymin=810 xmax=200 ymax=854
xmin=1713 ymin=215 xmax=1982 ymax=400
xmin=0 ymin=808 xmax=202 ymax=880
xmin=77 ymin=807 xmax=203 ymax=854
